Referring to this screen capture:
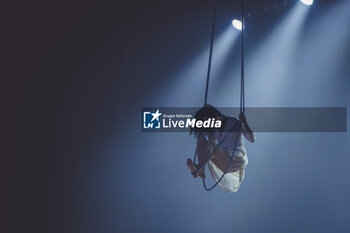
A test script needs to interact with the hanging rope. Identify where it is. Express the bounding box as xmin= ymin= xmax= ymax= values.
xmin=240 ymin=0 xmax=245 ymax=114
xmin=192 ymin=0 xmax=246 ymax=191
xmin=204 ymin=0 xmax=218 ymax=106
